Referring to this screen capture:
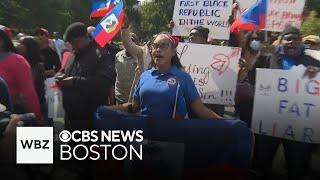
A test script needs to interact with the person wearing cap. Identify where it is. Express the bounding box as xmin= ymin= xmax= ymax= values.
xmin=56 ymin=22 xmax=116 ymax=131
xmin=53 ymin=32 xmax=65 ymax=61
xmin=114 ymin=33 xmax=139 ymax=104
xmin=34 ymin=28 xmax=61 ymax=77
xmin=0 ymin=25 xmax=13 ymax=39
xmin=108 ymin=33 xmax=222 ymax=120
xmin=248 ymin=26 xmax=320 ymax=180
xmin=303 ymin=35 xmax=320 ymax=51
